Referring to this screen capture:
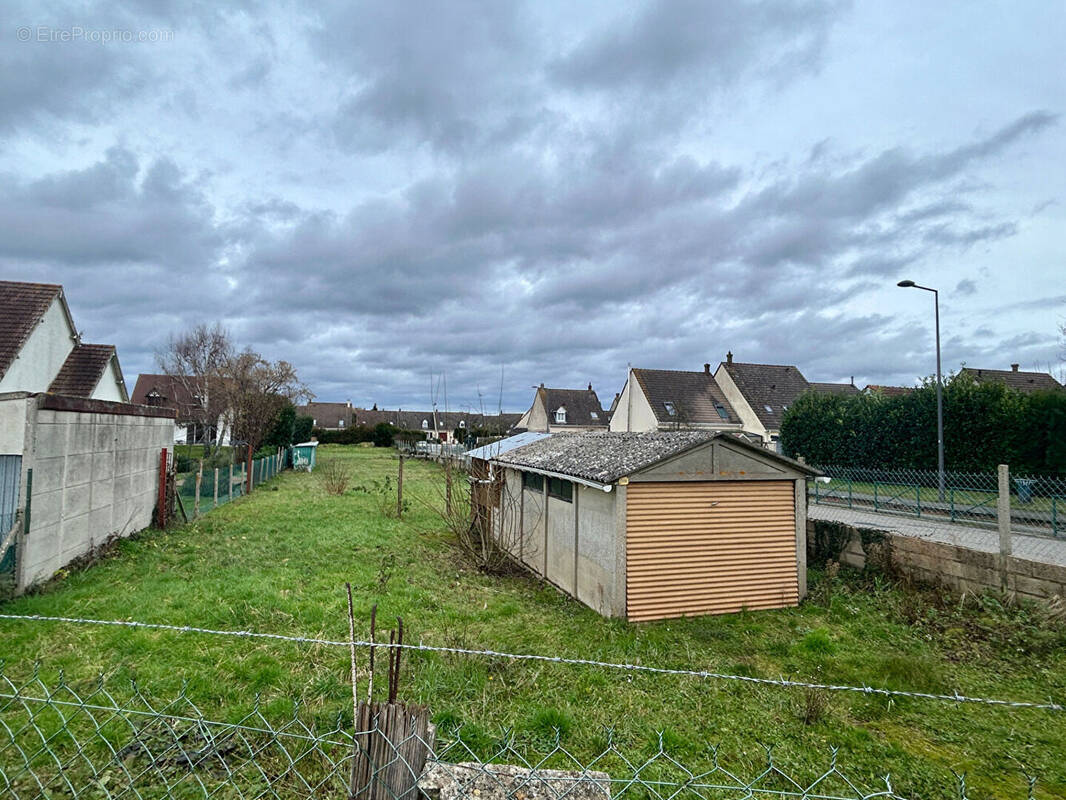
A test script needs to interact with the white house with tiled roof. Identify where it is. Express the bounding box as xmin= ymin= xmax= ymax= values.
xmin=608 ymin=365 xmax=744 ymax=434
xmin=0 ymin=281 xmax=127 ymax=401
xmin=516 ymin=384 xmax=608 ymax=433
